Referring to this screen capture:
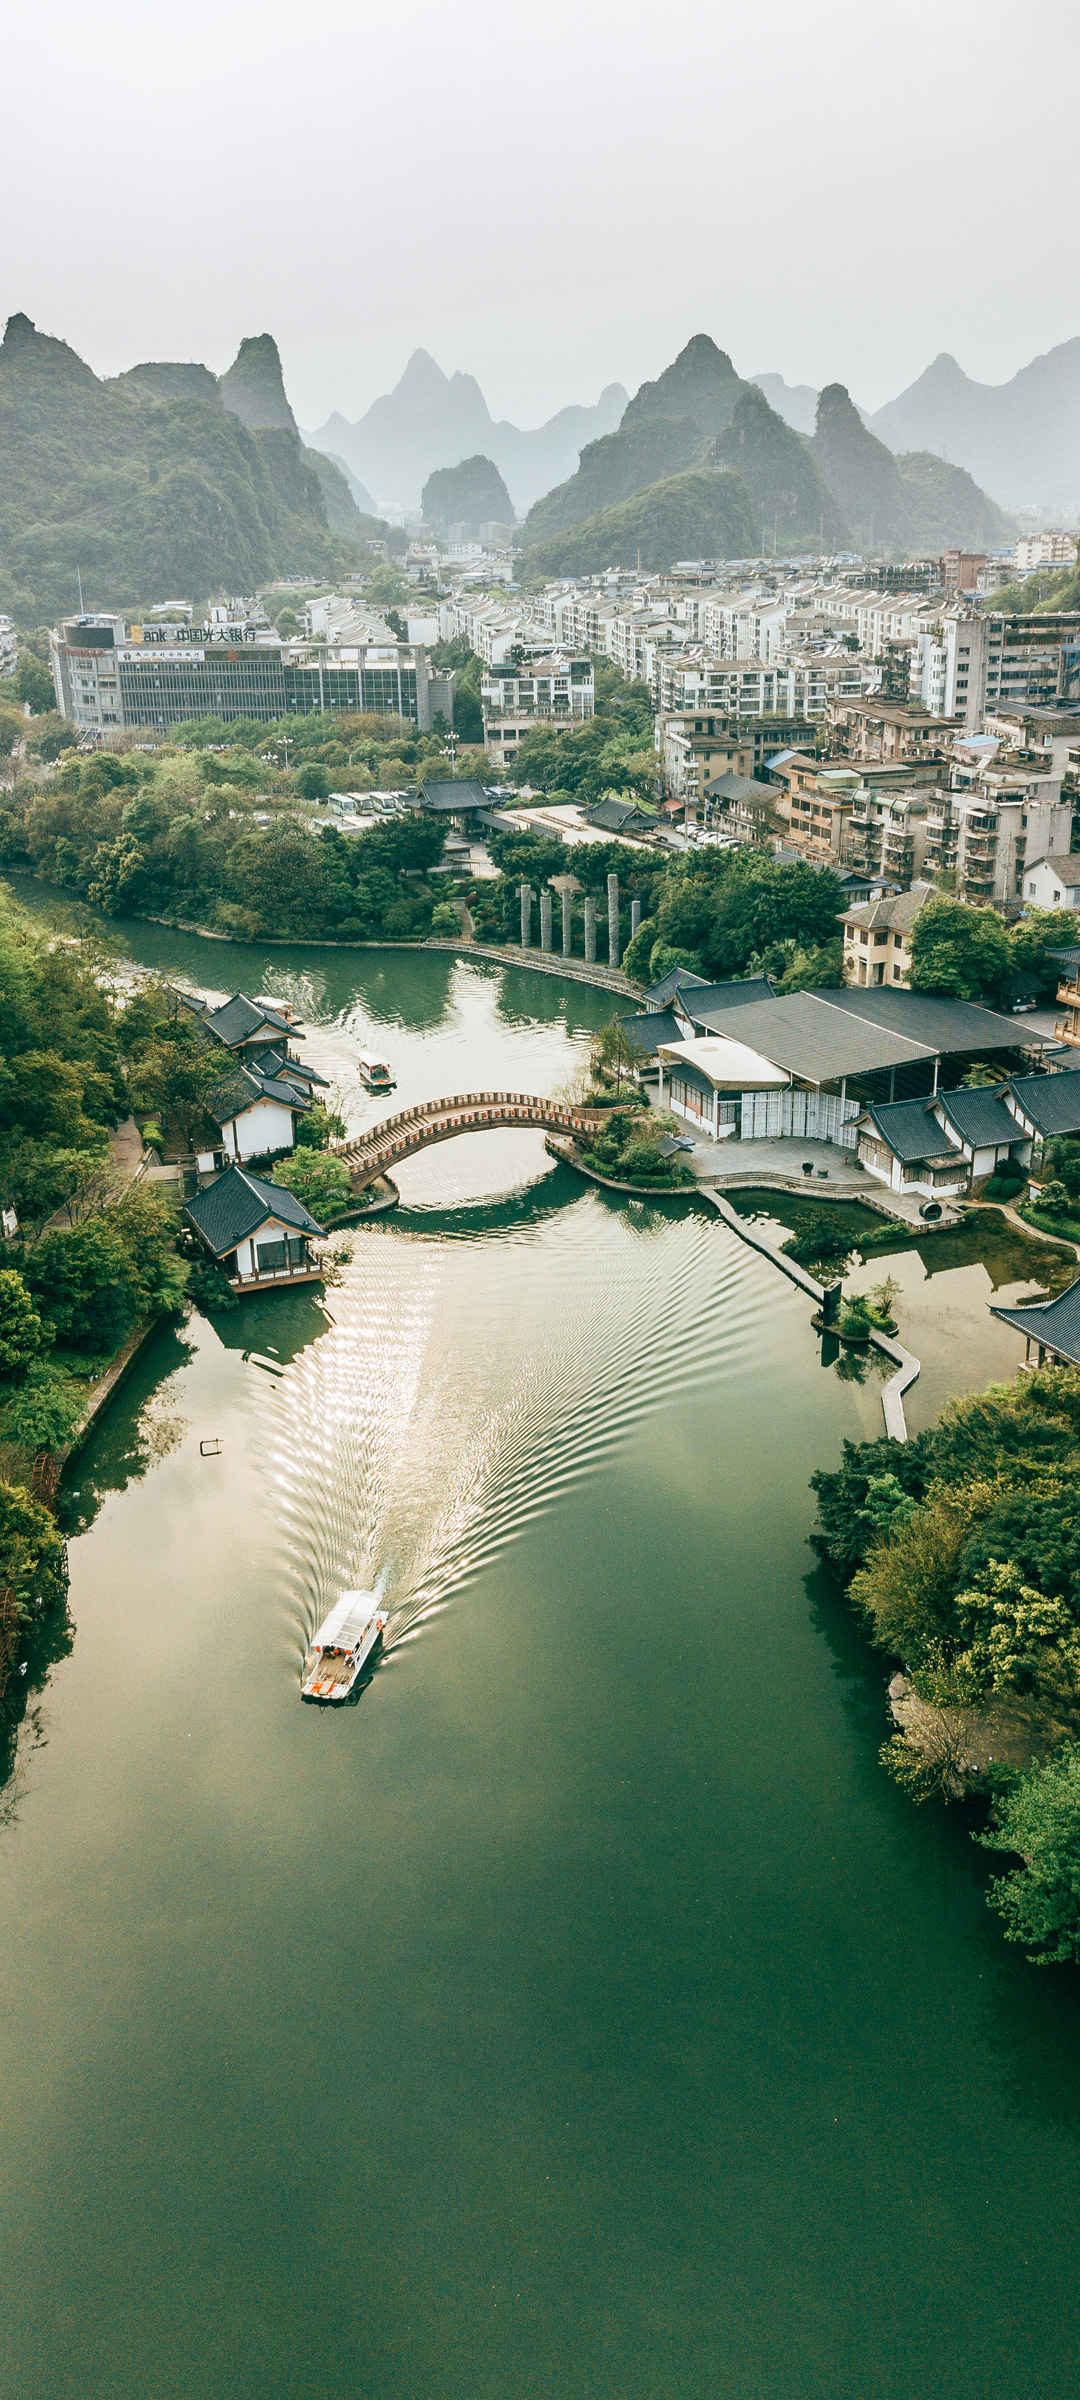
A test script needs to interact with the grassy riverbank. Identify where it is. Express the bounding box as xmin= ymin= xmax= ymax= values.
xmin=727 ymin=1188 xmax=1077 ymax=1293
